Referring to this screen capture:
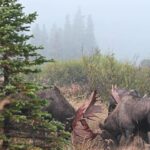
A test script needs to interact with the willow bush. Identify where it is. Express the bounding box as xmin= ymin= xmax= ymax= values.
xmin=82 ymin=51 xmax=150 ymax=99
xmin=36 ymin=59 xmax=87 ymax=86
xmin=33 ymin=51 xmax=150 ymax=101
